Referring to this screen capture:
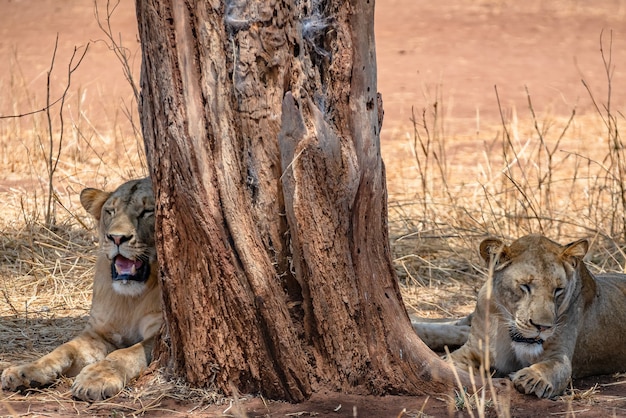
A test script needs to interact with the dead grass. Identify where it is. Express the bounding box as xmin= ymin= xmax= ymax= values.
xmin=390 ymin=108 xmax=626 ymax=318
xmin=391 ymin=67 xmax=626 ymax=318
